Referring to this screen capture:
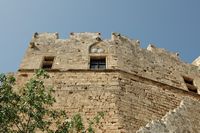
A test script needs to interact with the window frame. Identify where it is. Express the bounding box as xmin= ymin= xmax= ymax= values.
xmin=90 ymin=56 xmax=106 ymax=70
xmin=183 ymin=76 xmax=197 ymax=93
xmin=41 ymin=56 xmax=55 ymax=69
